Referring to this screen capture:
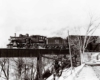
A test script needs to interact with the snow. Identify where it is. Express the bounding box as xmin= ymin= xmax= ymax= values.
xmin=74 ymin=65 xmax=99 ymax=80
xmin=47 ymin=64 xmax=85 ymax=80
xmin=47 ymin=64 xmax=99 ymax=80
xmin=58 ymin=64 xmax=85 ymax=80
